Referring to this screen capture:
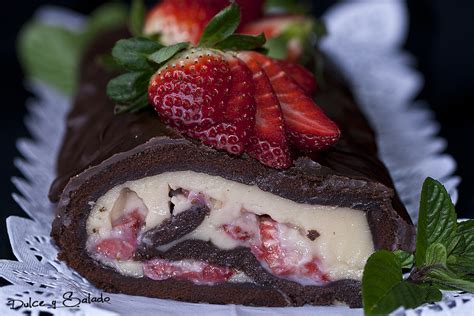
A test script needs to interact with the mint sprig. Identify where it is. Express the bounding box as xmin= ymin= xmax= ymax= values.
xmin=363 ymin=251 xmax=442 ymax=316
xmin=17 ymin=2 xmax=128 ymax=95
xmin=363 ymin=178 xmax=474 ymax=315
xmin=107 ymin=3 xmax=266 ymax=114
